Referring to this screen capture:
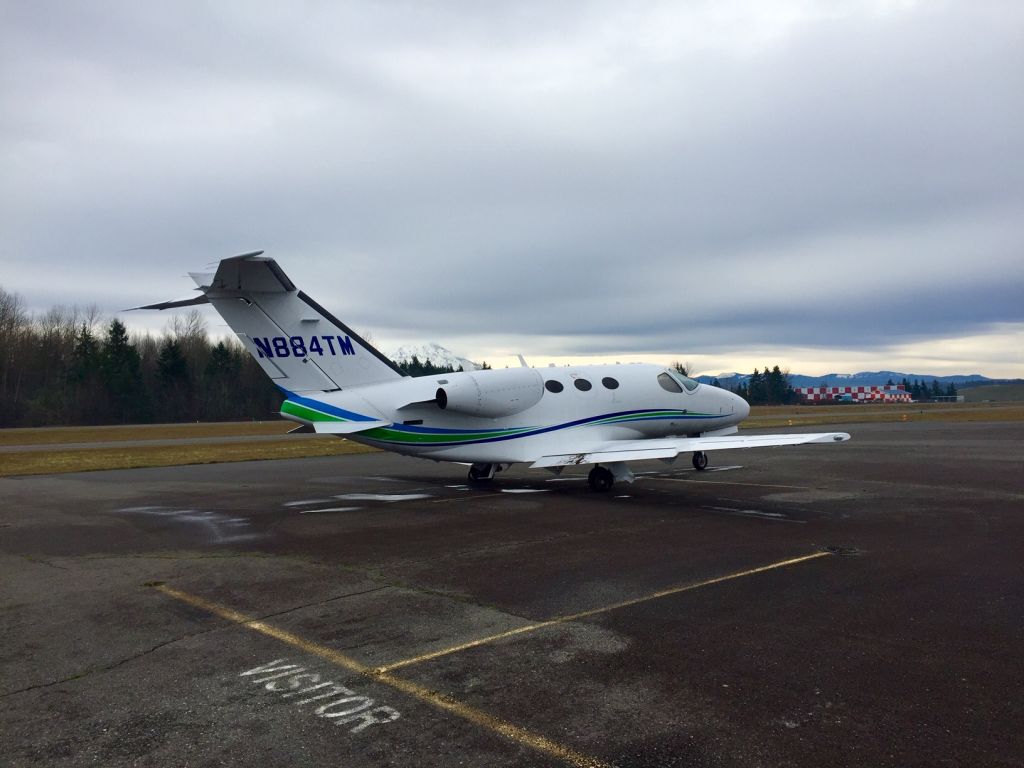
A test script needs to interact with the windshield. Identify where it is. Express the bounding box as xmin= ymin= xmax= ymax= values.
xmin=665 ymin=369 xmax=699 ymax=392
